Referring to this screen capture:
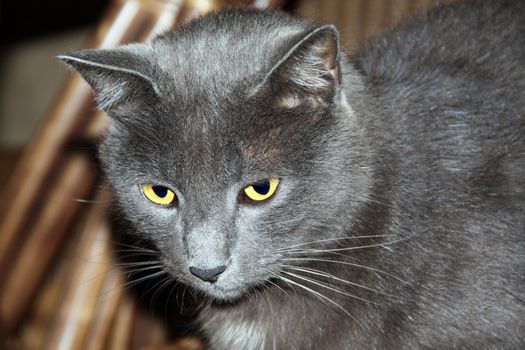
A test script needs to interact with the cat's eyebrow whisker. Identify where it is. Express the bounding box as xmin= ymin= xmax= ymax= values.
xmin=277 ymin=274 xmax=361 ymax=326
xmin=282 ymin=257 xmax=411 ymax=285
xmin=282 ymin=265 xmax=396 ymax=298
xmin=283 ymin=234 xmax=415 ymax=254
xmin=282 ymin=271 xmax=384 ymax=307
xmin=277 ymin=234 xmax=395 ymax=251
